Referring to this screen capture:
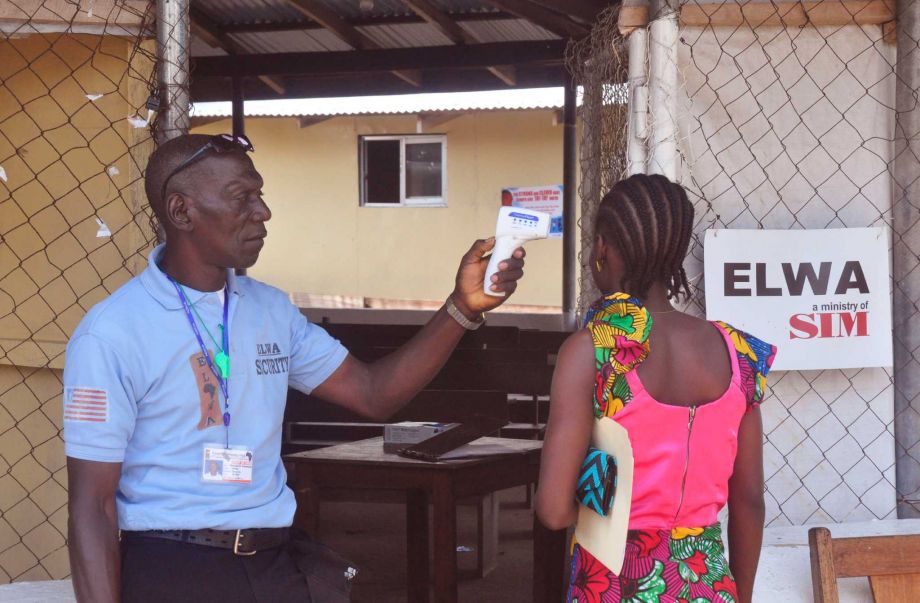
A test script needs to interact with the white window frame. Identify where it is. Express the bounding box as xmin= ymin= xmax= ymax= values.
xmin=359 ymin=134 xmax=448 ymax=207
